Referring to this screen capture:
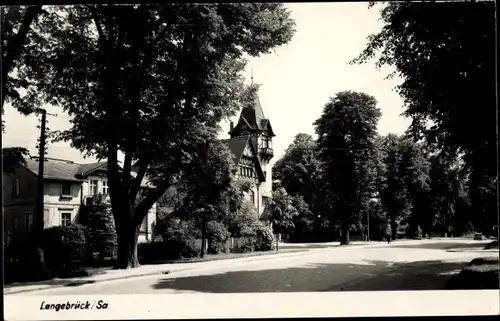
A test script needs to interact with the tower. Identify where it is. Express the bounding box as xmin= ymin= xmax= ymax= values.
xmin=229 ymin=89 xmax=275 ymax=217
